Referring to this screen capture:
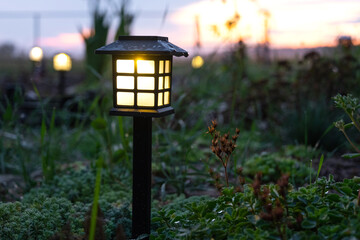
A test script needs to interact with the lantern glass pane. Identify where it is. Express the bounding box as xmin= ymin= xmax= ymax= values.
xmin=116 ymin=60 xmax=134 ymax=73
xmin=116 ymin=76 xmax=134 ymax=89
xmin=158 ymin=77 xmax=164 ymax=90
xmin=164 ymin=91 xmax=170 ymax=105
xmin=117 ymin=92 xmax=134 ymax=106
xmin=165 ymin=76 xmax=170 ymax=89
xmin=159 ymin=60 xmax=164 ymax=74
xmin=137 ymin=77 xmax=155 ymax=90
xmin=165 ymin=60 xmax=170 ymax=73
xmin=137 ymin=93 xmax=154 ymax=107
xmin=158 ymin=92 xmax=163 ymax=106
xmin=137 ymin=60 xmax=155 ymax=74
